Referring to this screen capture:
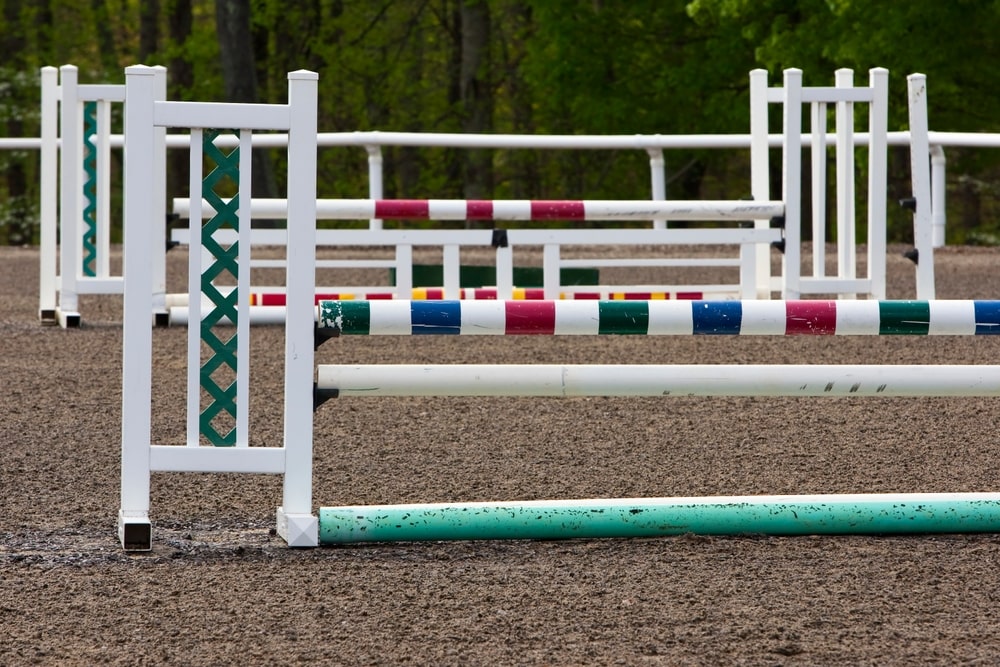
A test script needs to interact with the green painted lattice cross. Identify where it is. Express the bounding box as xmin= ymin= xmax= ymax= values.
xmin=199 ymin=129 xmax=241 ymax=446
xmin=81 ymin=101 xmax=98 ymax=277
